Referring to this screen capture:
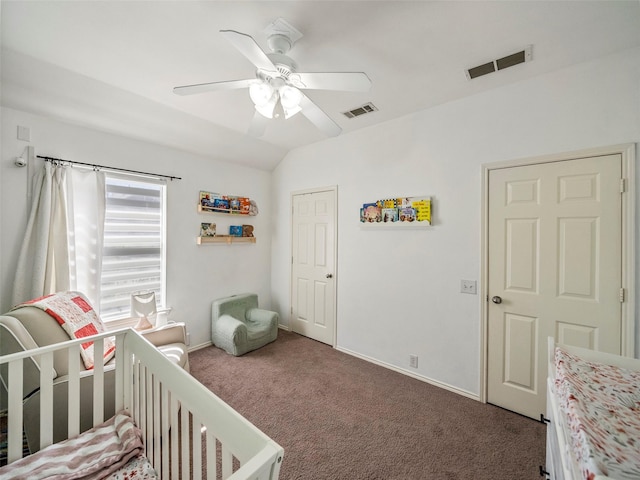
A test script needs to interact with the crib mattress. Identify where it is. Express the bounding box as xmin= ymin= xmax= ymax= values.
xmin=554 ymin=347 xmax=640 ymax=480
